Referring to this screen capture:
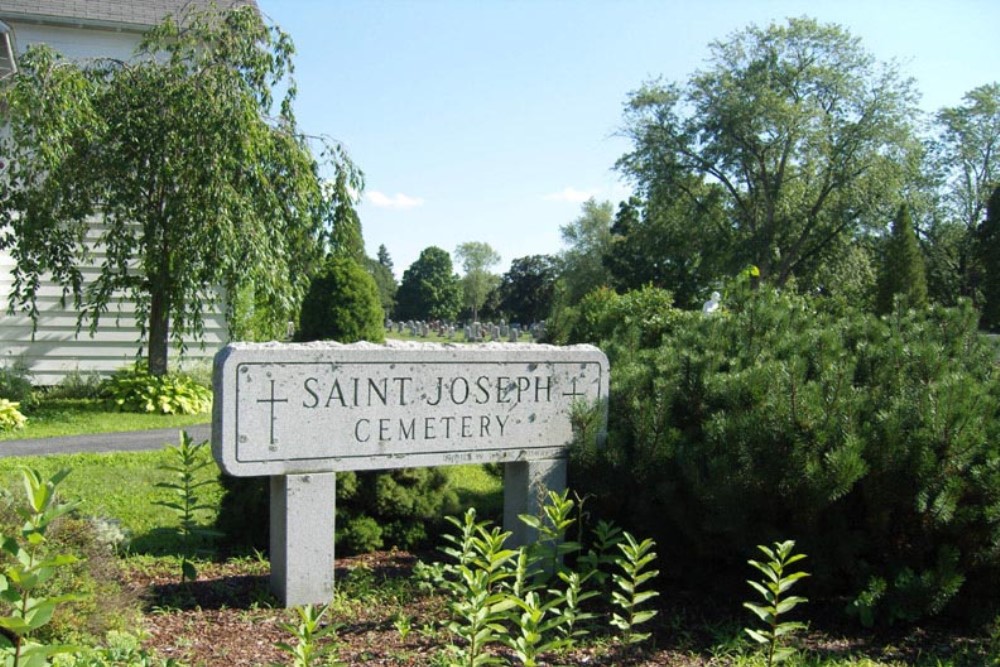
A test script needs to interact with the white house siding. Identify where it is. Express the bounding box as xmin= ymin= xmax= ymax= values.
xmin=7 ymin=22 xmax=140 ymax=61
xmin=0 ymin=220 xmax=228 ymax=385
xmin=0 ymin=13 xmax=232 ymax=385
